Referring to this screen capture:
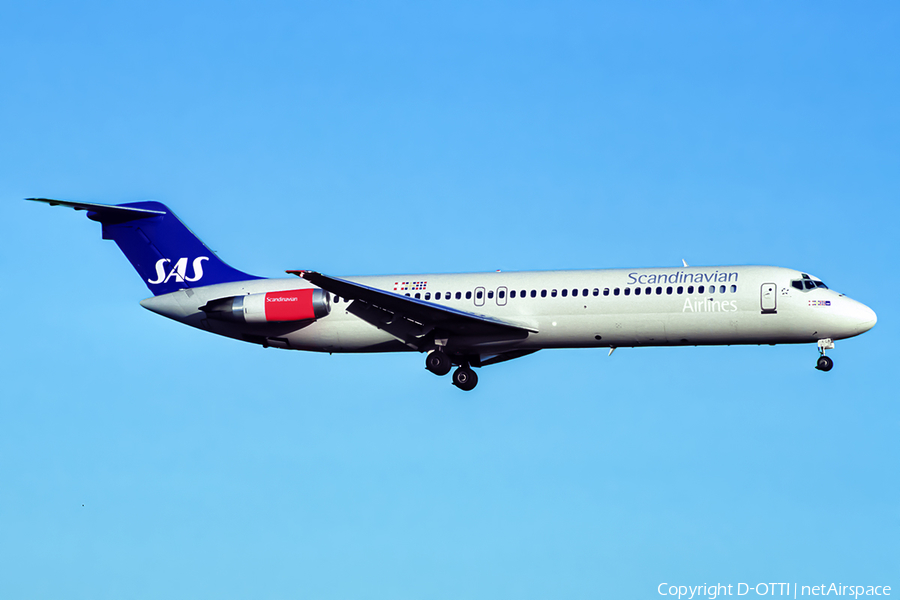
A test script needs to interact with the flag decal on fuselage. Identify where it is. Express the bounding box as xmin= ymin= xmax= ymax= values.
xmin=394 ymin=281 xmax=428 ymax=291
